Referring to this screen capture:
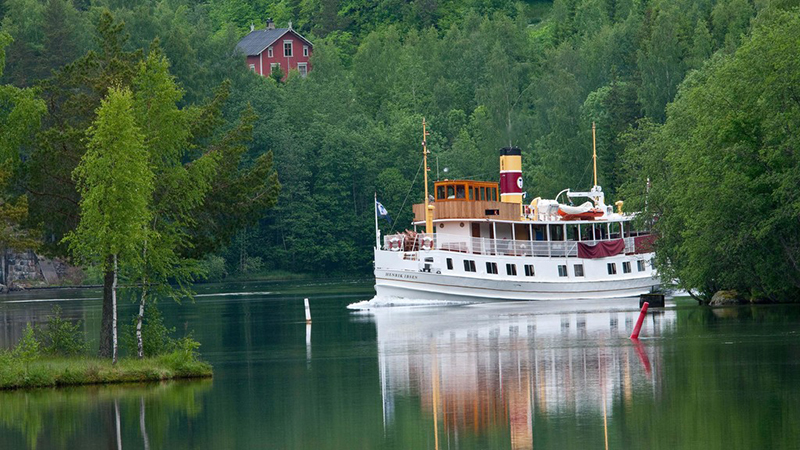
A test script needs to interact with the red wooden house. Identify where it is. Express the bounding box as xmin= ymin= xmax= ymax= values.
xmin=236 ymin=19 xmax=313 ymax=79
